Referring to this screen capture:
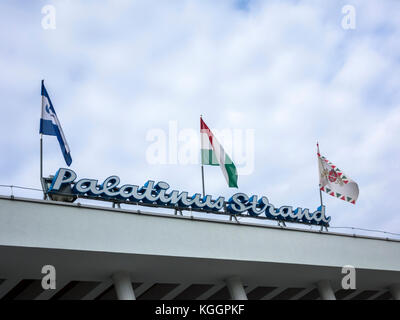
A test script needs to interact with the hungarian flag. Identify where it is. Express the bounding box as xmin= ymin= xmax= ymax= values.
xmin=200 ymin=117 xmax=238 ymax=188
xmin=317 ymin=144 xmax=359 ymax=204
